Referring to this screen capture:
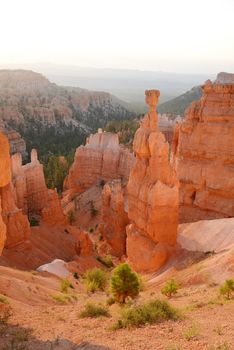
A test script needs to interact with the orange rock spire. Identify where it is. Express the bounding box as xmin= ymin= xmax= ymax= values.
xmin=126 ymin=90 xmax=179 ymax=272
